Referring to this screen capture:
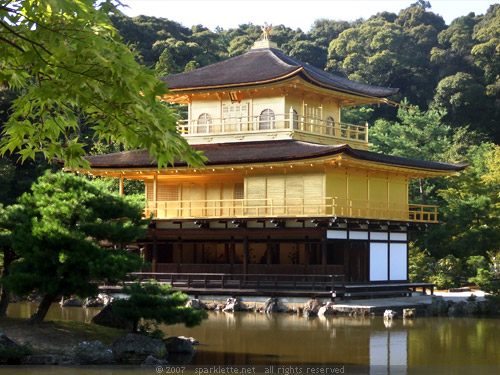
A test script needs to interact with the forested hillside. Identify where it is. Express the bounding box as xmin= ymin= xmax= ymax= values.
xmin=110 ymin=2 xmax=500 ymax=143
xmin=1 ymin=1 xmax=500 ymax=288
